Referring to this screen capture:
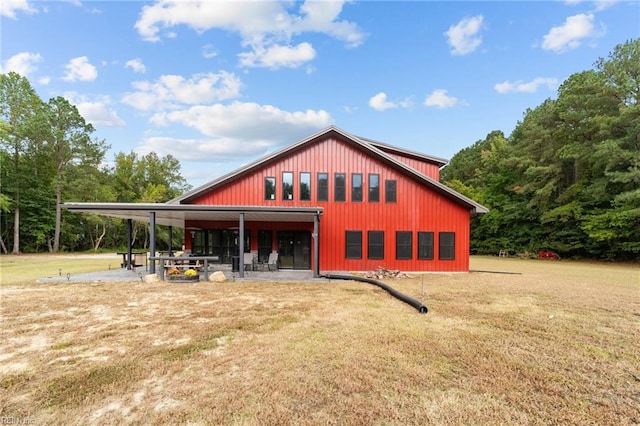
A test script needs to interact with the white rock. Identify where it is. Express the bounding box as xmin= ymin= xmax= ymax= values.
xmin=208 ymin=271 xmax=227 ymax=283
xmin=144 ymin=273 xmax=160 ymax=283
